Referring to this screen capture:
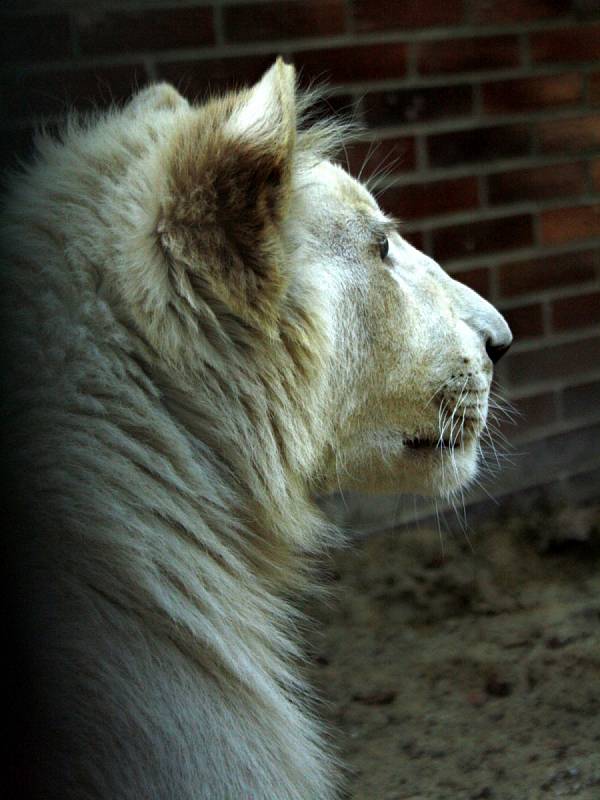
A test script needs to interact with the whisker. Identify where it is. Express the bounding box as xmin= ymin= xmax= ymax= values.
xmin=364 ymin=147 xmax=404 ymax=191
xmin=449 ymin=377 xmax=469 ymax=449
xmin=489 ymin=390 xmax=522 ymax=420
xmin=424 ymin=380 xmax=446 ymax=410
xmin=484 ymin=421 xmax=514 ymax=449
xmin=433 ymin=497 xmax=446 ymax=558
xmin=469 ymin=474 xmax=501 ymax=505
xmin=356 ymin=139 xmax=381 ymax=184
xmin=437 ymin=398 xmax=449 ymax=446
xmin=481 ymin=424 xmax=501 ymax=470
xmin=487 ymin=401 xmax=520 ymax=426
